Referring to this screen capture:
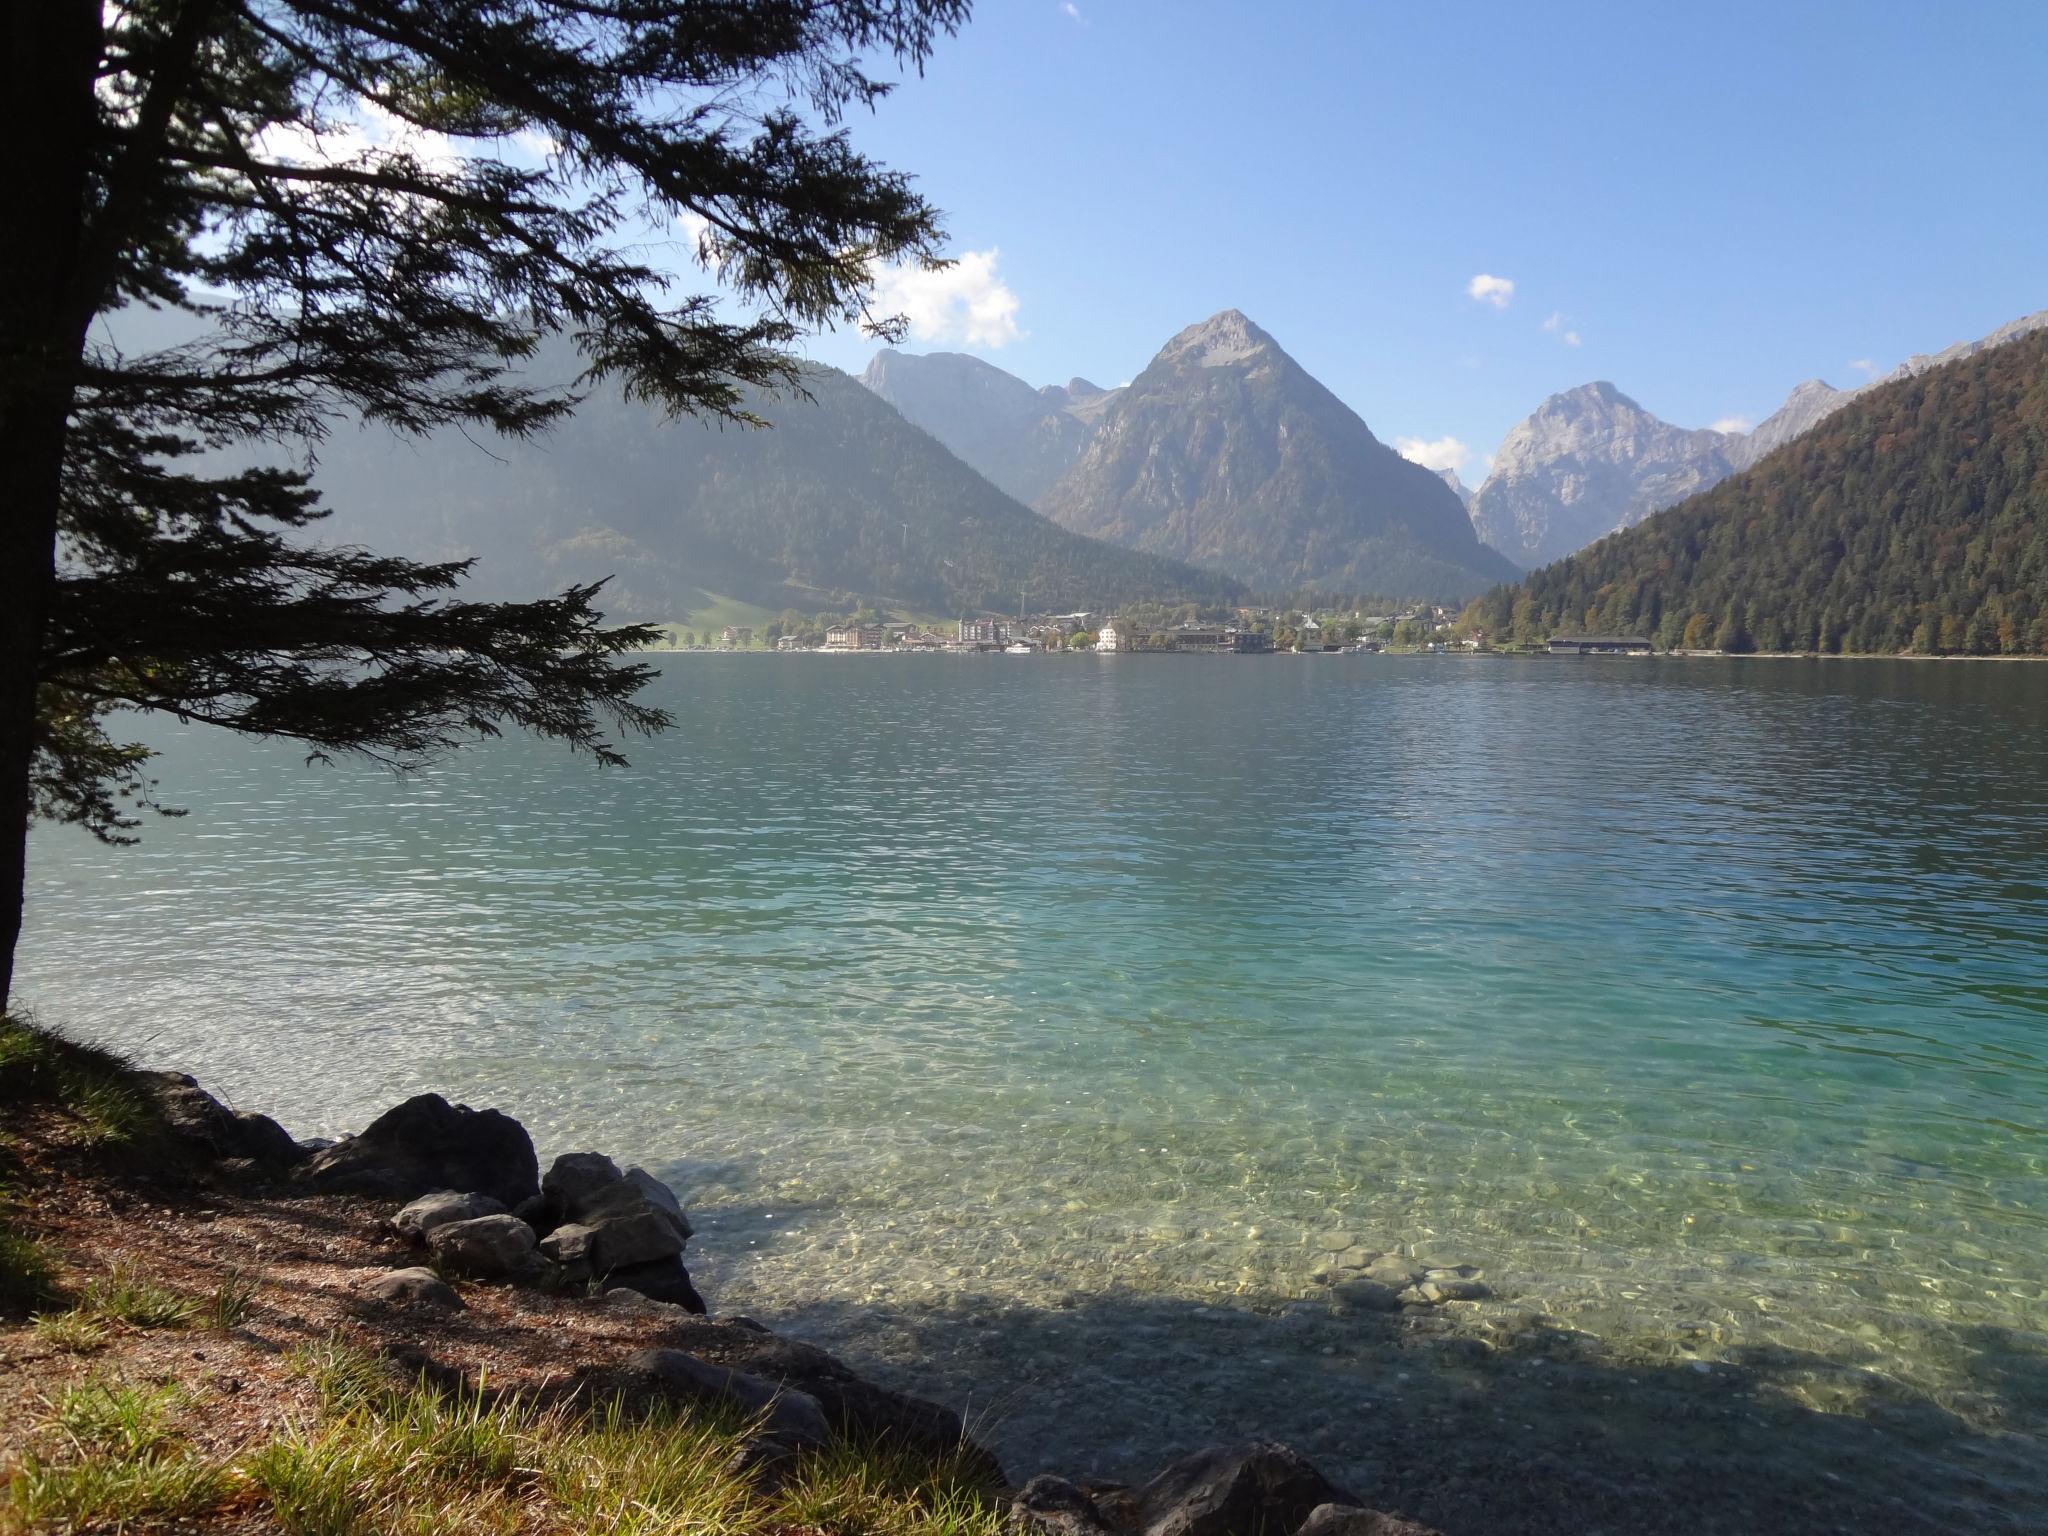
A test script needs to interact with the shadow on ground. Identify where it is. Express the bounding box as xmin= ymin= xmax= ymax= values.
xmin=756 ymin=1285 xmax=2046 ymax=1536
